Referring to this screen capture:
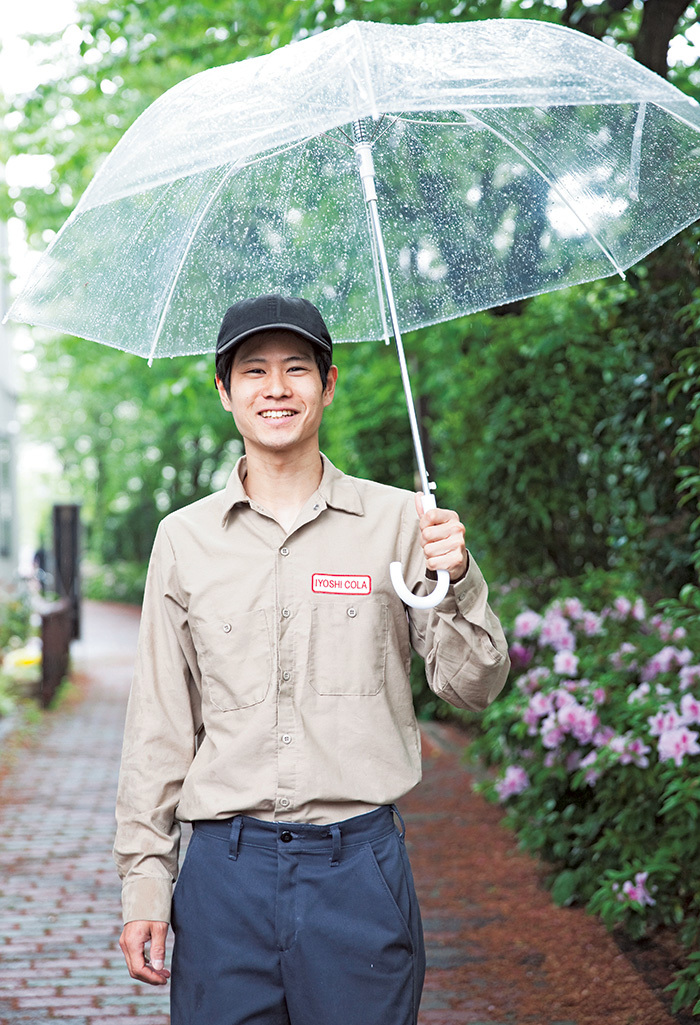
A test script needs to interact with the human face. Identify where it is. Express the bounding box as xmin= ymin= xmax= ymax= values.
xmin=216 ymin=331 xmax=337 ymax=458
